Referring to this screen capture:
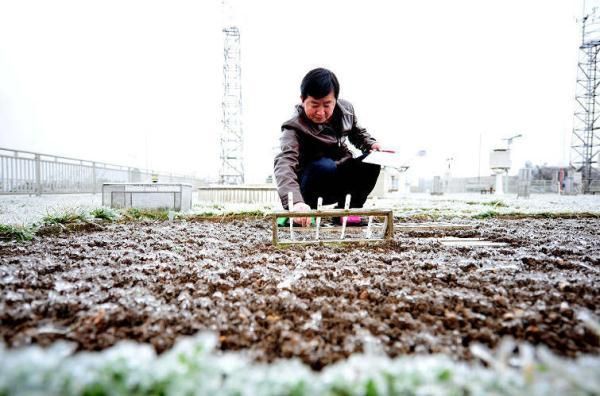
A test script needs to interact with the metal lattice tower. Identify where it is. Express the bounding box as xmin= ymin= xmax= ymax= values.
xmin=220 ymin=25 xmax=244 ymax=185
xmin=571 ymin=5 xmax=600 ymax=193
